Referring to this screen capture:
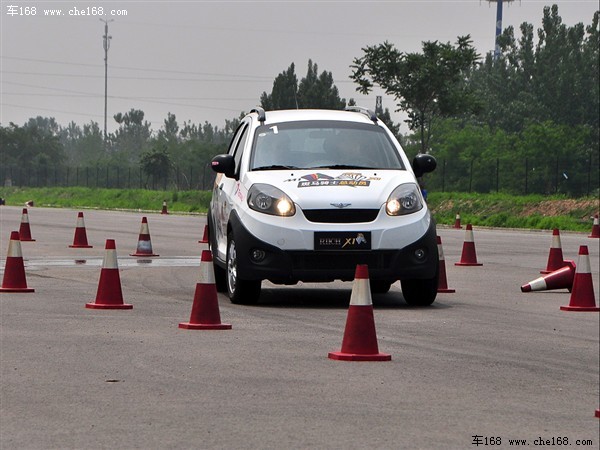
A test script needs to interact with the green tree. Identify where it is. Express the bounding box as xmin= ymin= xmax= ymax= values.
xmin=112 ymin=109 xmax=152 ymax=164
xmin=260 ymin=63 xmax=298 ymax=110
xmin=297 ymin=60 xmax=346 ymax=109
xmin=140 ymin=143 xmax=173 ymax=189
xmin=350 ymin=36 xmax=481 ymax=153
xmin=260 ymin=60 xmax=347 ymax=110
